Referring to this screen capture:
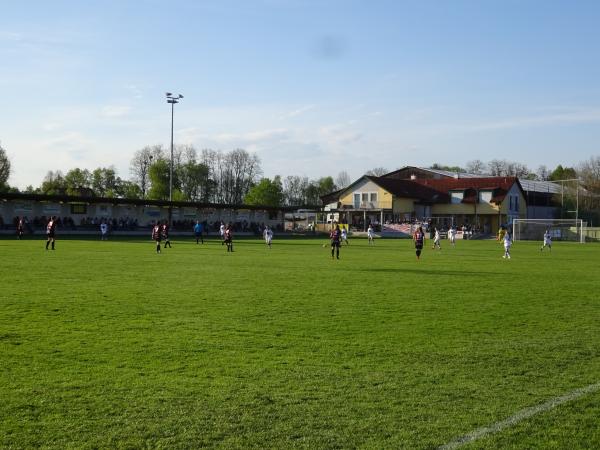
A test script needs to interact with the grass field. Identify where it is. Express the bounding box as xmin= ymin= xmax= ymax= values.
xmin=1 ymin=235 xmax=599 ymax=449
